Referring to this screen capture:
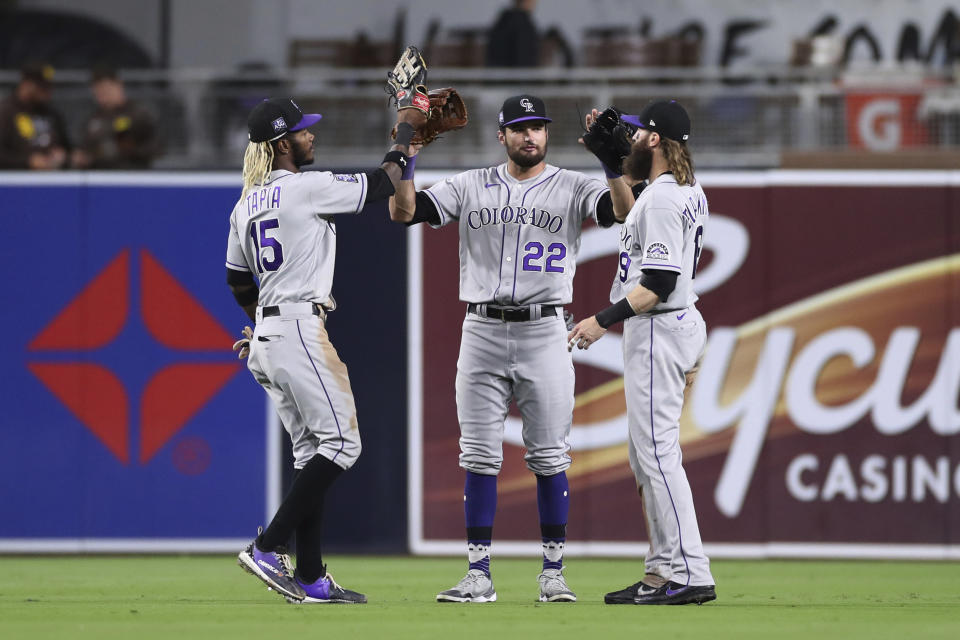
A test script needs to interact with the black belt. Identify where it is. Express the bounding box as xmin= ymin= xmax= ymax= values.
xmin=467 ymin=304 xmax=557 ymax=322
xmin=261 ymin=303 xmax=324 ymax=318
